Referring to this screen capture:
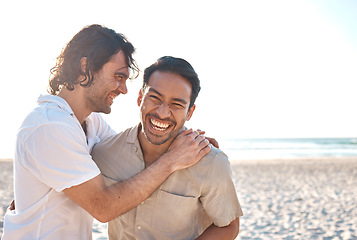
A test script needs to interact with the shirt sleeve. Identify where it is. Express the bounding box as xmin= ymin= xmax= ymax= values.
xmin=200 ymin=152 xmax=243 ymax=227
xmin=23 ymin=123 xmax=101 ymax=192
